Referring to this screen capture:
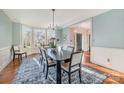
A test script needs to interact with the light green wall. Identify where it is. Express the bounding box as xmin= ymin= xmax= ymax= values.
xmin=12 ymin=22 xmax=22 ymax=45
xmin=62 ymin=27 xmax=70 ymax=45
xmin=55 ymin=27 xmax=63 ymax=43
xmin=0 ymin=10 xmax=12 ymax=48
xmin=93 ymin=10 xmax=124 ymax=48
